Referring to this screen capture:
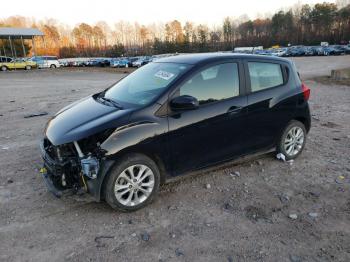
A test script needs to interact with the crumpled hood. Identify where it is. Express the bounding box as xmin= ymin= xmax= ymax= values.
xmin=45 ymin=95 xmax=132 ymax=145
